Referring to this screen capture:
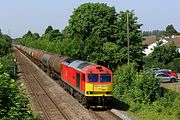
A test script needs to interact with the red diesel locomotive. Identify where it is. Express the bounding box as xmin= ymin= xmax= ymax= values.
xmin=15 ymin=44 xmax=113 ymax=107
